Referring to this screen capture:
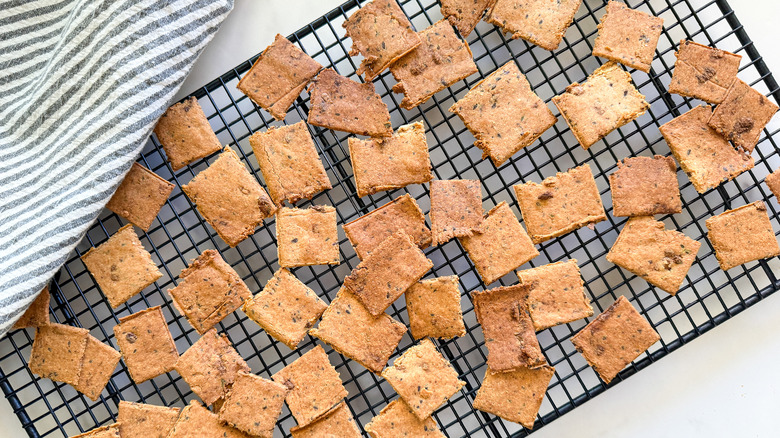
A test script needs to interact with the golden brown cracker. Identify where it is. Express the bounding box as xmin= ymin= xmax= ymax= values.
xmin=29 ymin=323 xmax=88 ymax=386
xmin=276 ymin=205 xmax=340 ymax=267
xmin=290 ymin=402 xmax=362 ymax=438
xmin=406 ymin=276 xmax=465 ymax=340
xmin=706 ymin=201 xmax=780 ymax=270
xmin=13 ymin=286 xmax=50 ymax=329
xmin=592 ymin=1 xmax=664 ymax=73
xmin=766 ymin=168 xmax=780 ymax=200
xmin=517 ymin=260 xmax=593 ymax=331
xmin=113 ymin=306 xmax=179 ymax=383
xmin=167 ymin=400 xmax=250 ymax=438
xmin=106 ymin=162 xmax=174 ymax=231
xmin=609 ymin=155 xmax=682 ymax=217
xmin=486 ymin=0 xmax=582 ymax=51
xmin=154 ymin=97 xmax=222 ymax=170
xmin=473 ymin=365 xmax=555 ymax=429
xmin=365 ymin=398 xmax=446 ymax=437
xmin=668 ymin=40 xmax=741 ymax=104
xmin=218 ymin=371 xmax=288 ymax=438
xmin=70 ymin=424 xmax=121 ymax=438
xmin=429 ymin=179 xmax=483 ymax=245
xmin=117 ymin=401 xmax=180 ymax=438
xmin=708 ymin=79 xmax=779 ymax=152
xmin=440 ymin=0 xmax=496 ymax=37
xmin=73 ymin=335 xmax=121 ymax=401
